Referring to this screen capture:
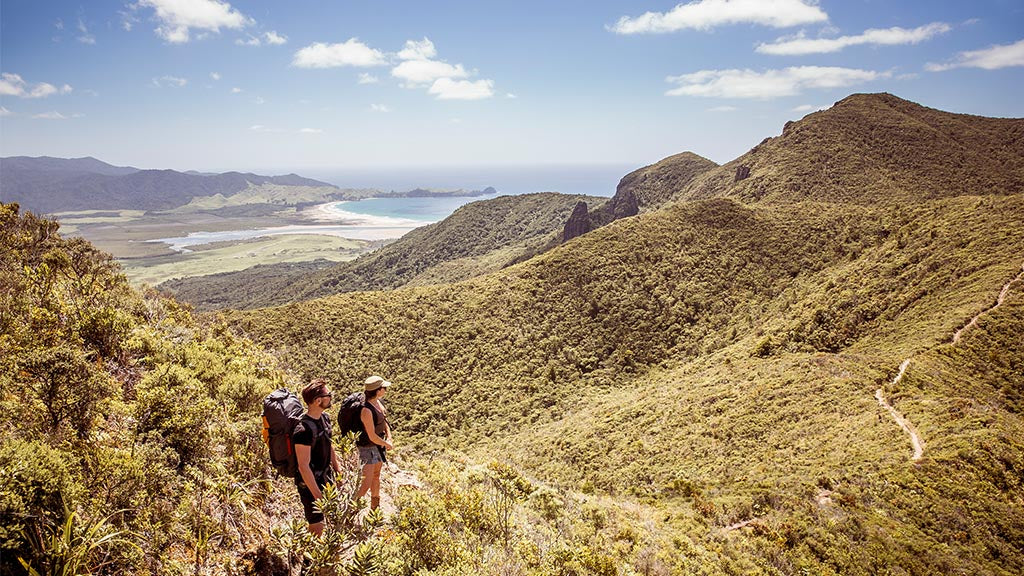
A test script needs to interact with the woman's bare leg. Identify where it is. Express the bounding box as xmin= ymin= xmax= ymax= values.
xmin=355 ymin=462 xmax=375 ymax=500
